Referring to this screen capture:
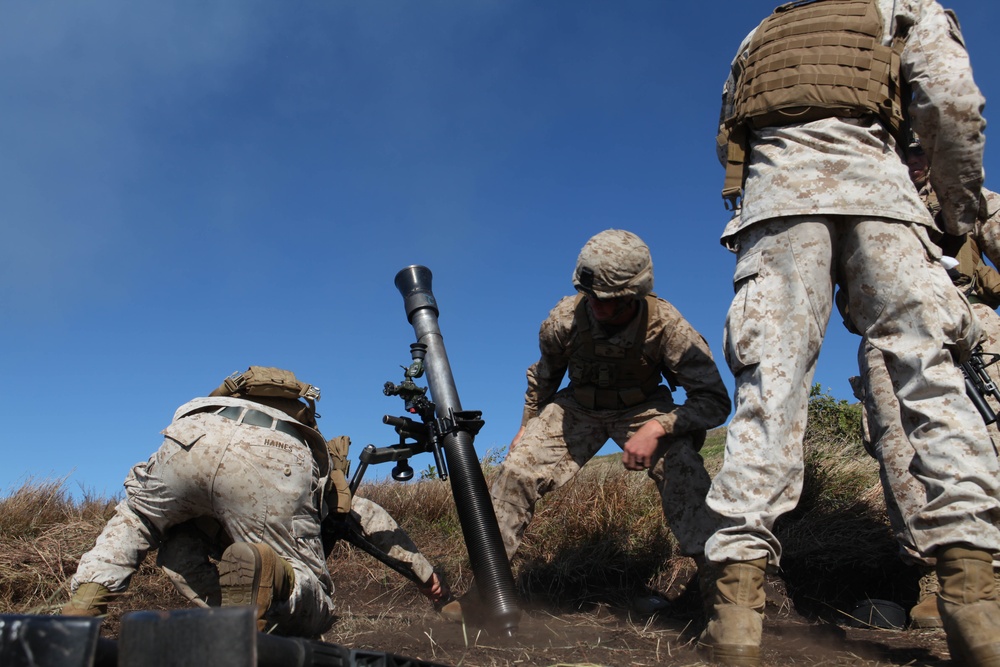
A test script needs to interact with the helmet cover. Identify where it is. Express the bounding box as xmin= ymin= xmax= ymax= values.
xmin=572 ymin=229 xmax=653 ymax=299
